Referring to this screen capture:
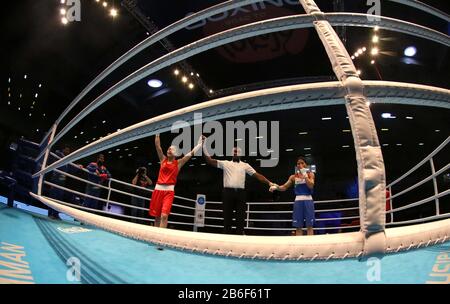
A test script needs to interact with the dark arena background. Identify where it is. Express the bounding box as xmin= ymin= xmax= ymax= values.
xmin=0 ymin=0 xmax=449 ymax=287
